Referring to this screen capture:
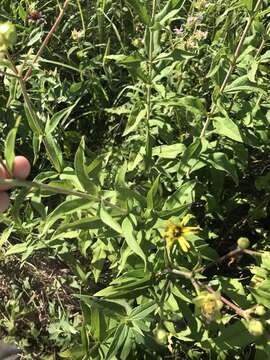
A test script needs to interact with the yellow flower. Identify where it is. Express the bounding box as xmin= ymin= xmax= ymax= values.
xmin=164 ymin=215 xmax=200 ymax=252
